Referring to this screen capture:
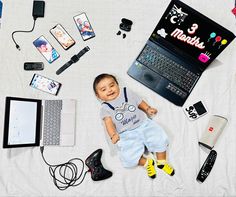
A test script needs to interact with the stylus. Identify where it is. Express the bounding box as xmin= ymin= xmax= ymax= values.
xmin=56 ymin=46 xmax=90 ymax=75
